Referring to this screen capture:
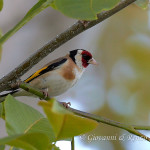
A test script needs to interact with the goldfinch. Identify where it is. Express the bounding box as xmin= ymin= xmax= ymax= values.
xmin=0 ymin=49 xmax=97 ymax=99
